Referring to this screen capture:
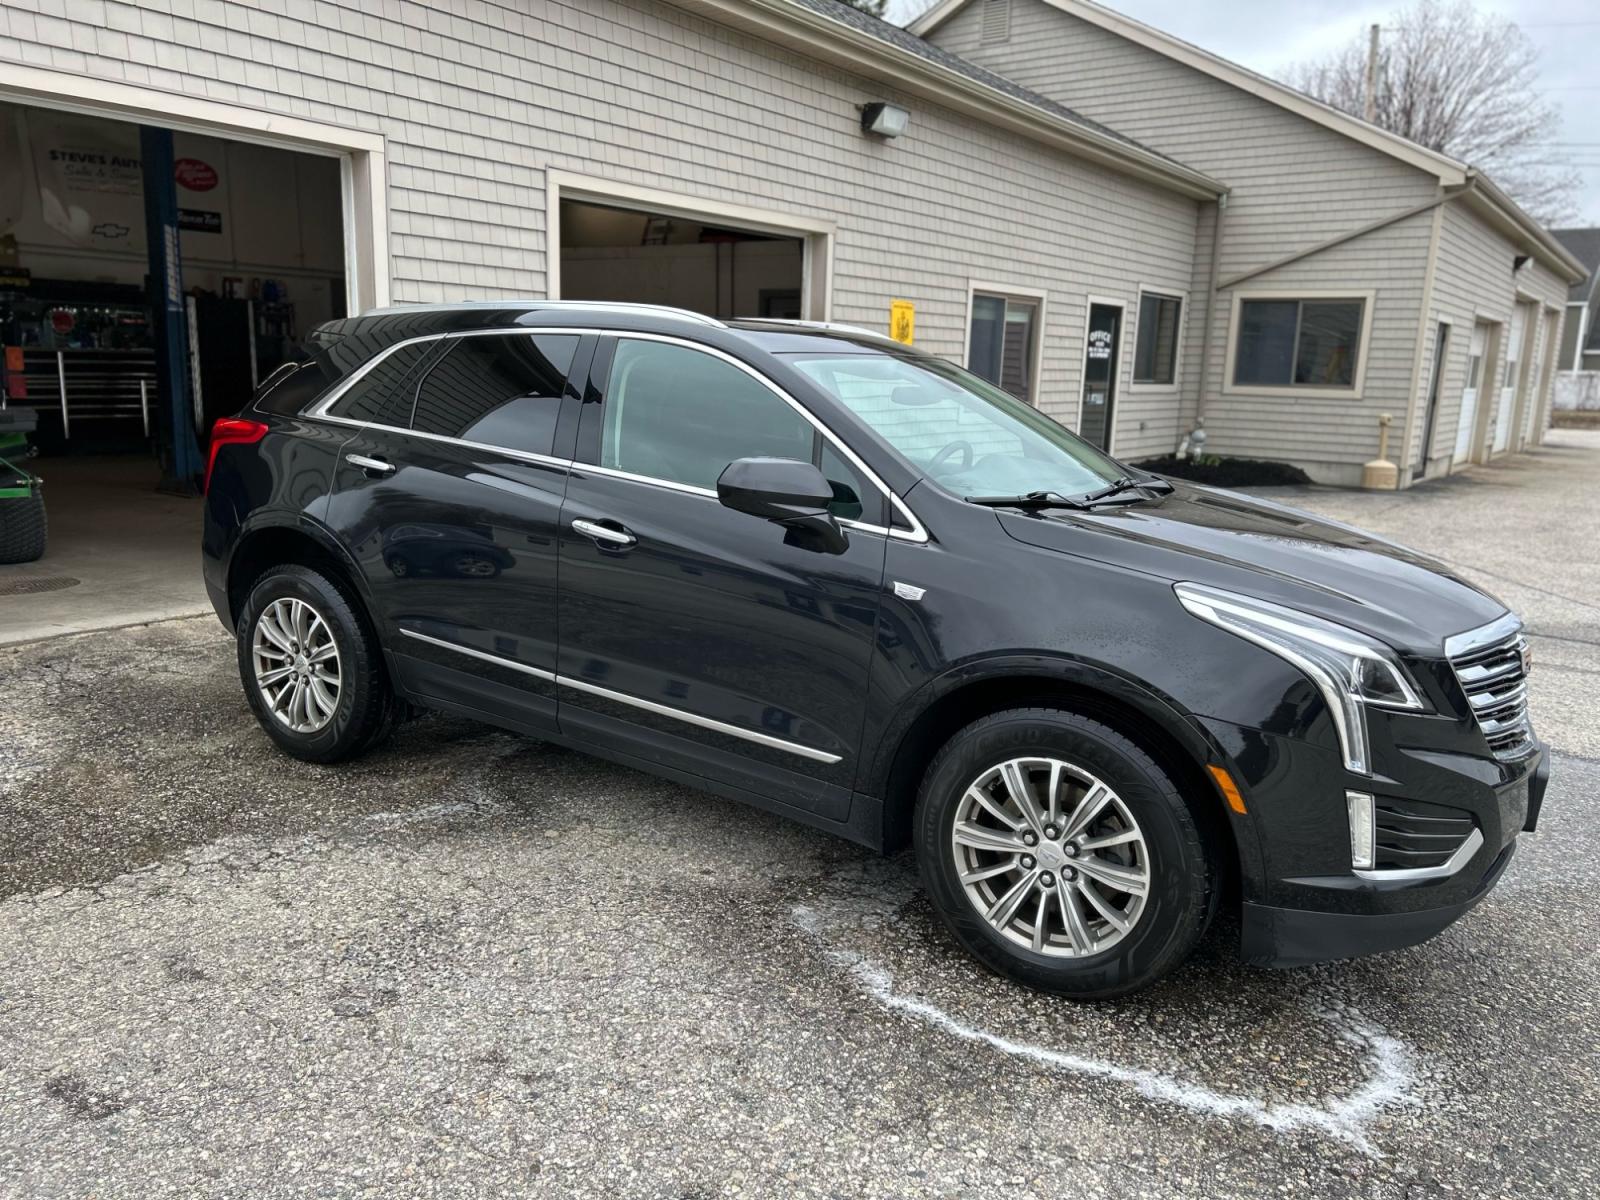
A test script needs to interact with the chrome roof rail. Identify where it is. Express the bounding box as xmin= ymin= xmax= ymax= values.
xmin=358 ymin=299 xmax=726 ymax=327
xmin=744 ymin=318 xmax=896 ymax=342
